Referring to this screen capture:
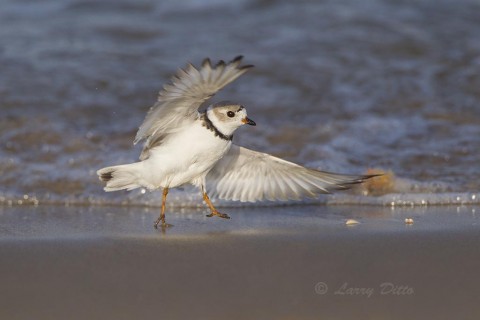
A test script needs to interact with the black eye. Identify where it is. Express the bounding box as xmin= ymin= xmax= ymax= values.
xmin=227 ymin=111 xmax=235 ymax=118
